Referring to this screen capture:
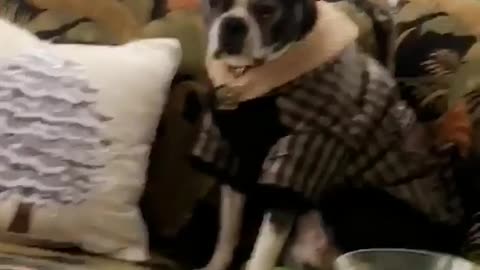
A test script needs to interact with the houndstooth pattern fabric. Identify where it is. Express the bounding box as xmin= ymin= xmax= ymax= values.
xmin=192 ymin=45 xmax=464 ymax=225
